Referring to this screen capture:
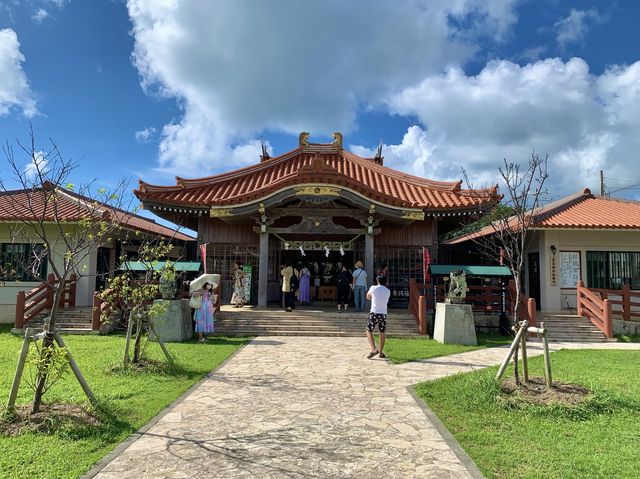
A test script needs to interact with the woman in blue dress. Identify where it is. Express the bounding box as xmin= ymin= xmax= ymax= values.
xmin=192 ymin=282 xmax=215 ymax=342
xmin=298 ymin=265 xmax=311 ymax=305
